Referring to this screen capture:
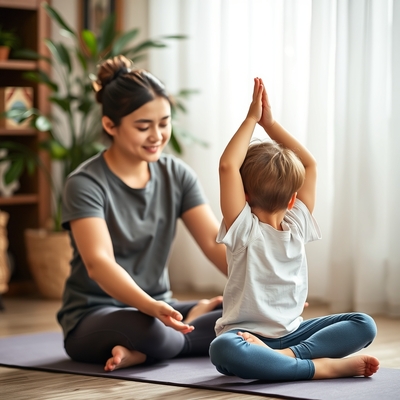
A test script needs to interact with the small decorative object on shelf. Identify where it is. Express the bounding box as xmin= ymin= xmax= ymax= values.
xmin=0 ymin=87 xmax=33 ymax=129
